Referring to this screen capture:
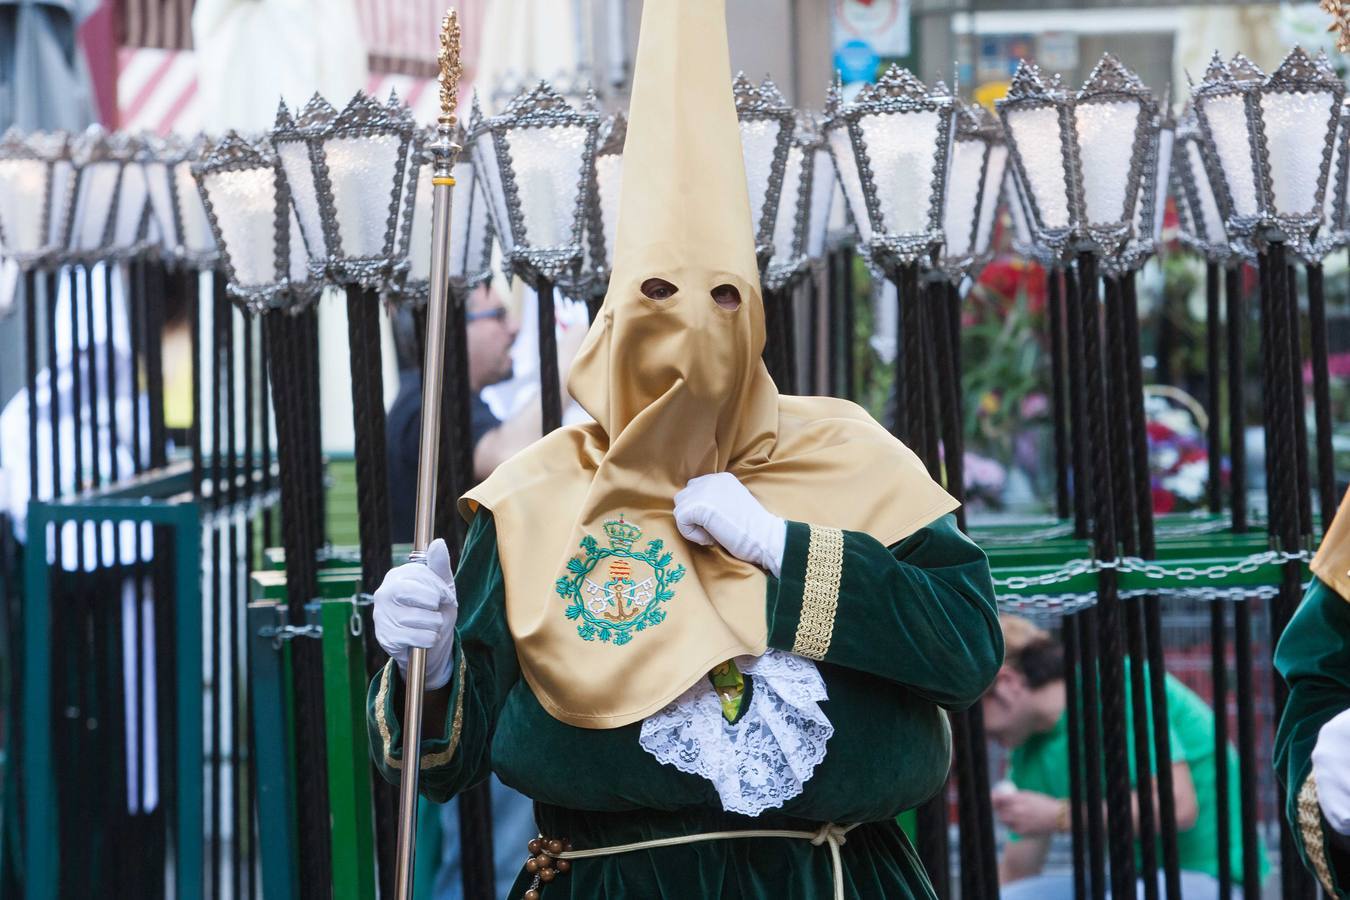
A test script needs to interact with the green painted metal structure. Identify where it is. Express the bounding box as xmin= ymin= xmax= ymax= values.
xmin=22 ymin=464 xmax=203 ymax=900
